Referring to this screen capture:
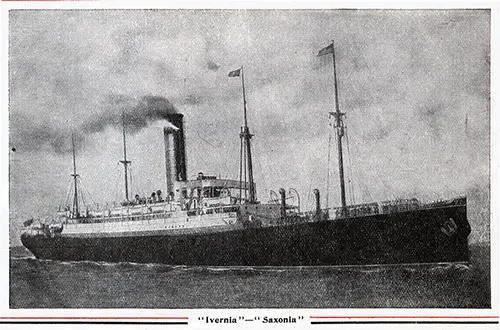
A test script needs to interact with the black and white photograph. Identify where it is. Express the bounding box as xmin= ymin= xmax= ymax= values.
xmin=7 ymin=8 xmax=492 ymax=311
